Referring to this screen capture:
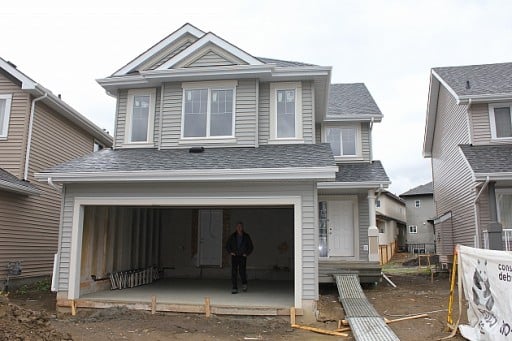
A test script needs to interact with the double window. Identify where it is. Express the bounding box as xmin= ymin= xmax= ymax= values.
xmin=270 ymin=82 xmax=303 ymax=142
xmin=182 ymin=81 xmax=236 ymax=139
xmin=0 ymin=94 xmax=12 ymax=138
xmin=408 ymin=225 xmax=418 ymax=234
xmin=415 ymin=200 xmax=421 ymax=208
xmin=489 ymin=104 xmax=512 ymax=140
xmin=325 ymin=126 xmax=359 ymax=157
xmin=126 ymin=89 xmax=156 ymax=145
